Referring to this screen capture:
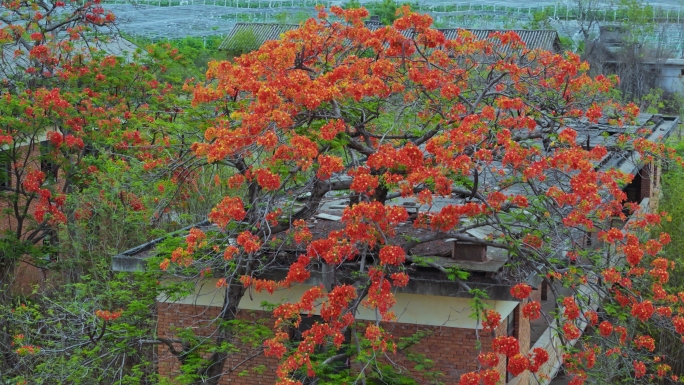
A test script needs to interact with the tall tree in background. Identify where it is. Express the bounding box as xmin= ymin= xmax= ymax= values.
xmin=1 ymin=2 xmax=682 ymax=384
xmin=0 ymin=0 xmax=113 ymax=296
xmin=563 ymin=0 xmax=653 ymax=53
xmin=564 ymin=0 xmax=670 ymax=102
xmin=0 ymin=0 xmax=197 ymax=382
